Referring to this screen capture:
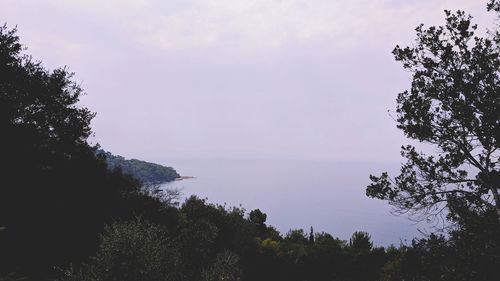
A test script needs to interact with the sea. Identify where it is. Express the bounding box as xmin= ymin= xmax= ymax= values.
xmin=160 ymin=158 xmax=429 ymax=246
